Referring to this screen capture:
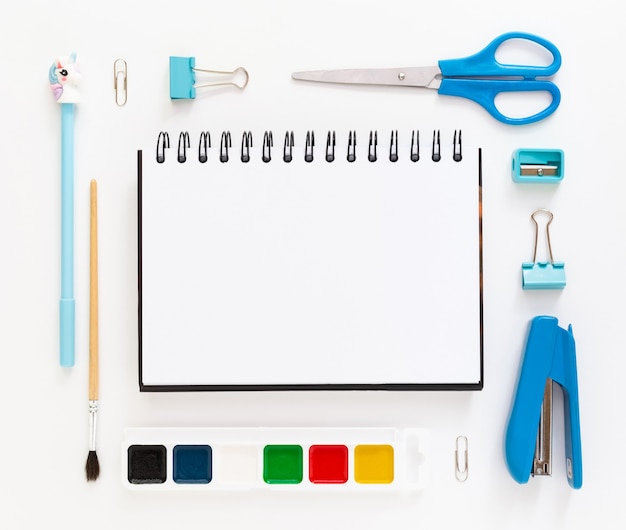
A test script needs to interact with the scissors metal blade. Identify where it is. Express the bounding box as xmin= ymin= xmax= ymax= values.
xmin=292 ymin=66 xmax=442 ymax=90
